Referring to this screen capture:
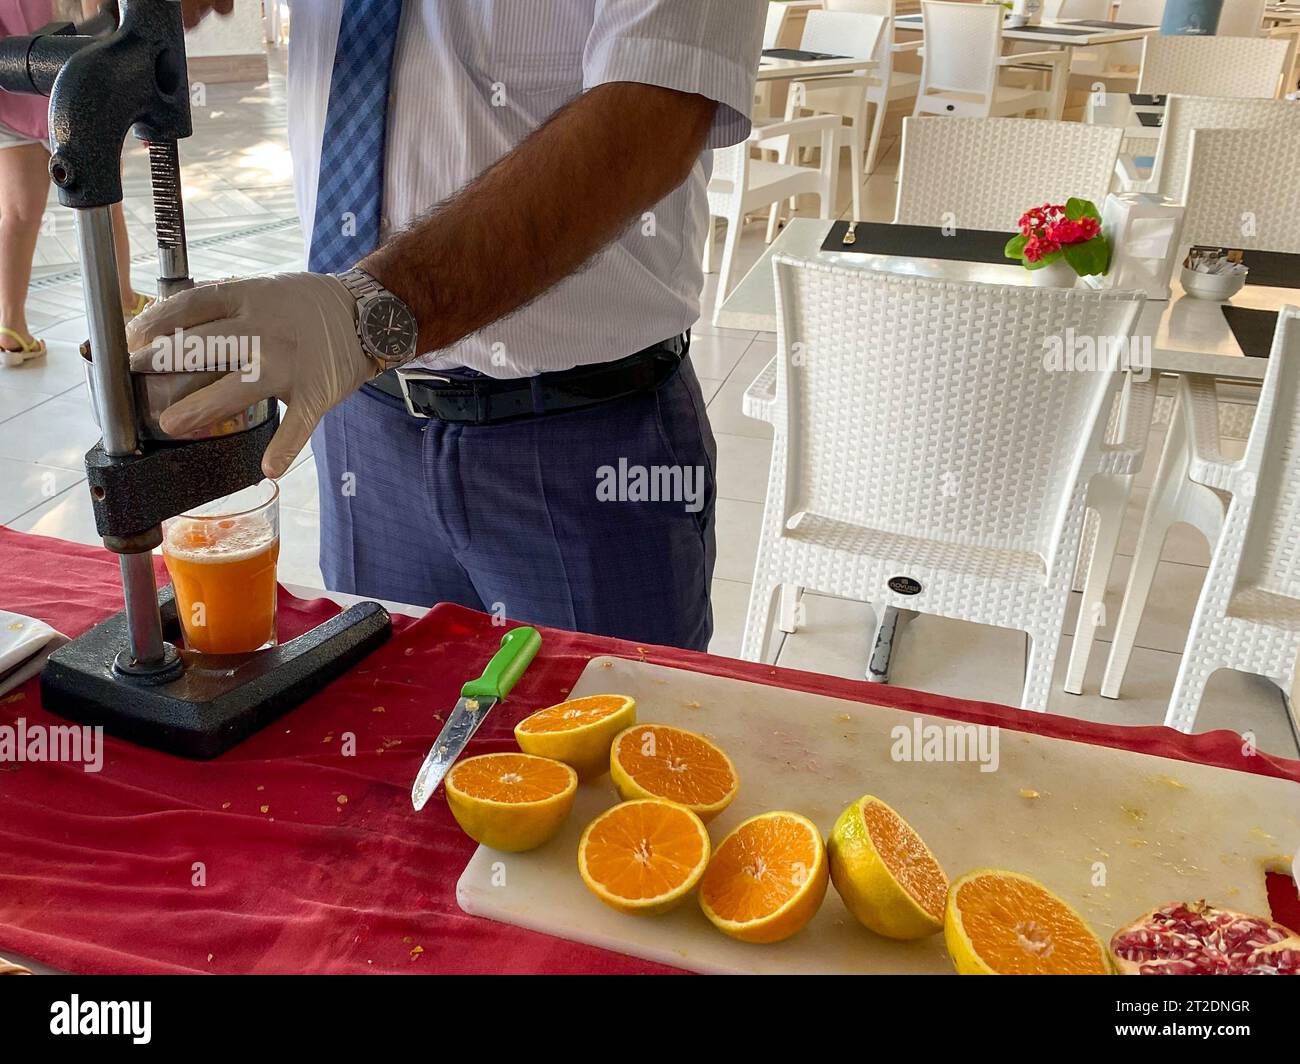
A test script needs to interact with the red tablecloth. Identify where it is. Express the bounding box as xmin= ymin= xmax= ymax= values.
xmin=1 ymin=526 xmax=1296 ymax=974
